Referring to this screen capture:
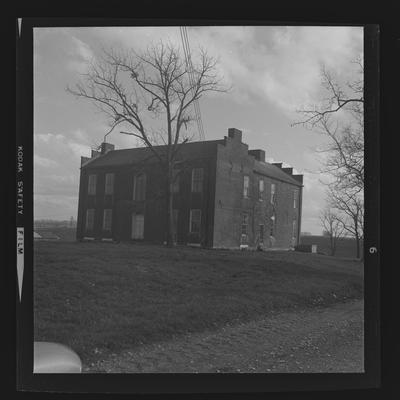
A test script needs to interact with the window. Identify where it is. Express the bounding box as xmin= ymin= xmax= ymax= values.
xmin=292 ymin=219 xmax=297 ymax=238
xmin=105 ymin=173 xmax=114 ymax=195
xmin=173 ymin=209 xmax=179 ymax=241
xmin=85 ymin=209 xmax=95 ymax=231
xmin=103 ymin=209 xmax=112 ymax=231
xmin=258 ymin=178 xmax=264 ymax=200
xmin=191 ymin=168 xmax=204 ymax=193
xmin=173 ymin=209 xmax=179 ymax=229
xmin=243 ymin=175 xmax=250 ymax=198
xmin=88 ymin=174 xmax=97 ymax=195
xmin=172 ymin=169 xmax=180 ymax=193
xmin=270 ymin=183 xmax=276 ymax=204
xmin=293 ymin=189 xmax=298 ymax=208
xmin=133 ymin=173 xmax=146 ymax=201
xmin=241 ymin=213 xmax=249 ymax=236
xmin=259 ymin=224 xmax=264 ymax=243
xmin=270 ymin=214 xmax=276 ymax=236
xmin=189 ymin=209 xmax=201 ymax=233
